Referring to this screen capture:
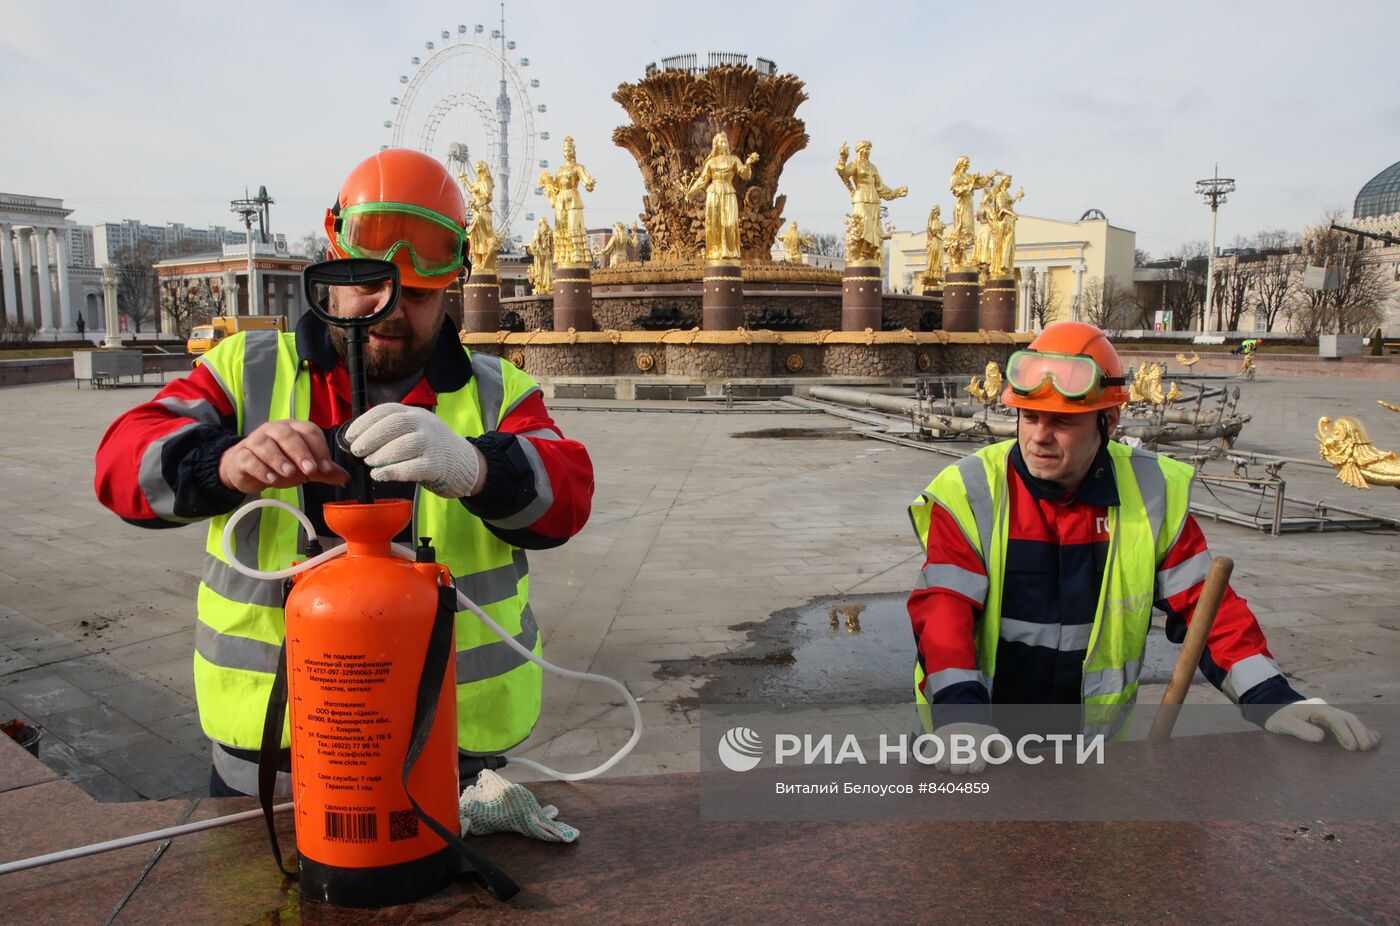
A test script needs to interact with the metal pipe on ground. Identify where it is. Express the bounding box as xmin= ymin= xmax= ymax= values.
xmin=0 ymin=803 xmax=293 ymax=876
